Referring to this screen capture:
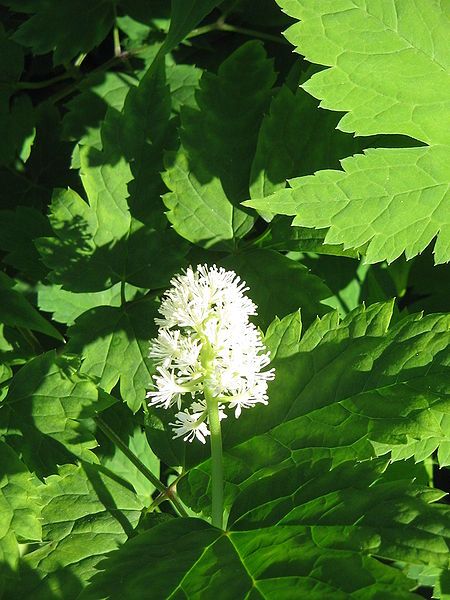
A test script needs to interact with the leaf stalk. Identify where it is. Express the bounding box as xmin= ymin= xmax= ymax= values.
xmin=95 ymin=415 xmax=188 ymax=517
